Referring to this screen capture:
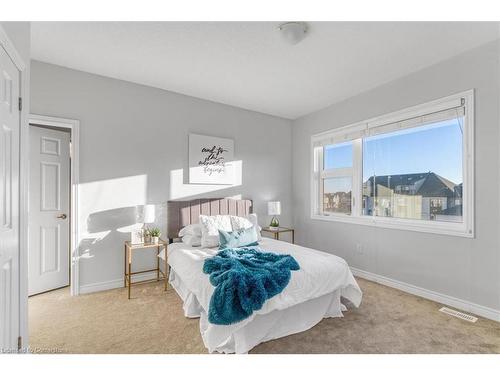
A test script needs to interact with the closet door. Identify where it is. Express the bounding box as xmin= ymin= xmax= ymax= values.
xmin=0 ymin=43 xmax=20 ymax=351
